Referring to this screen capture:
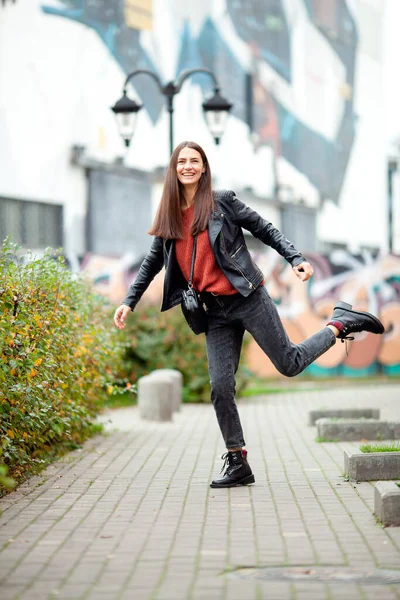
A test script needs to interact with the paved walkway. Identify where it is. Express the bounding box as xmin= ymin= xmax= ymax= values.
xmin=0 ymin=384 xmax=400 ymax=600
